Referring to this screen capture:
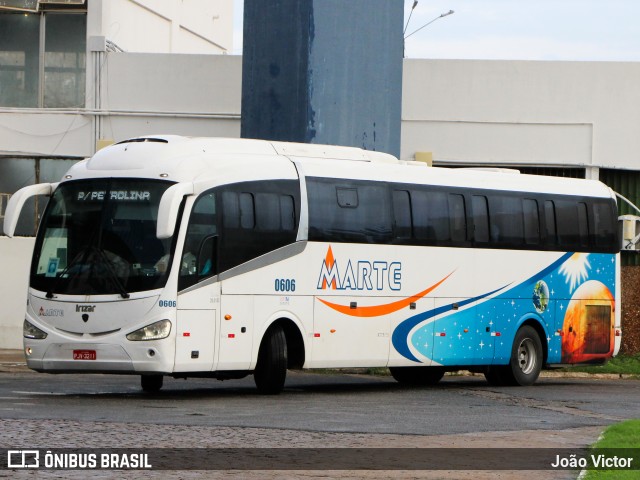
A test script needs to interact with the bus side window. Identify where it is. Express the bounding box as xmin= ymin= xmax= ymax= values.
xmin=280 ymin=195 xmax=296 ymax=231
xmin=472 ymin=195 xmax=489 ymax=243
xmin=412 ymin=190 xmax=449 ymax=243
xmin=255 ymin=193 xmax=280 ymax=230
xmin=556 ymin=200 xmax=580 ymax=249
xmin=307 ymin=178 xmax=391 ymax=243
xmin=577 ymin=202 xmax=589 ymax=247
xmin=178 ymin=192 xmax=217 ymax=290
xmin=523 ymin=198 xmax=540 ymax=245
xmin=544 ymin=200 xmax=557 ymax=246
xmin=449 ymin=193 xmax=466 ymax=243
xmin=239 ymin=193 xmax=255 ymax=229
xmin=489 ymin=195 xmax=524 ymax=246
xmin=593 ymin=202 xmax=616 ymax=250
xmin=392 ymin=190 xmax=412 ymax=240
